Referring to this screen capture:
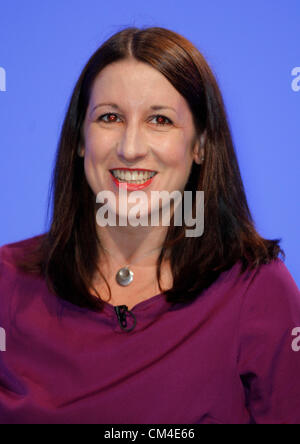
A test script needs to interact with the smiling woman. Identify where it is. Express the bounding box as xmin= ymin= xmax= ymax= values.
xmin=0 ymin=26 xmax=300 ymax=424
xmin=79 ymin=57 xmax=203 ymax=249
